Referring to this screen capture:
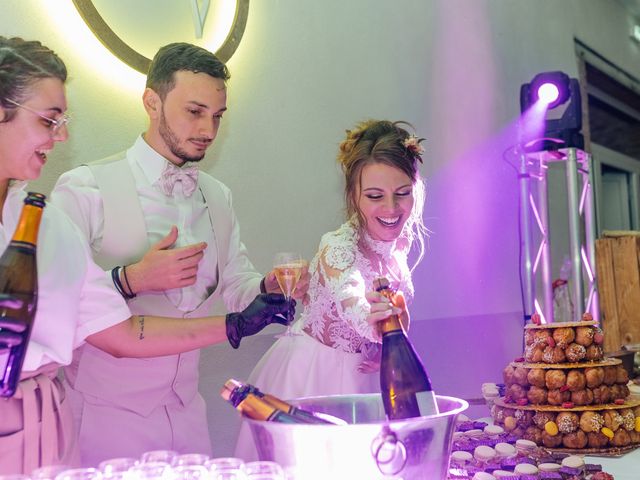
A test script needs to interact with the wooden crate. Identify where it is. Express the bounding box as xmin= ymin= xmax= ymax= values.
xmin=595 ymin=232 xmax=640 ymax=352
